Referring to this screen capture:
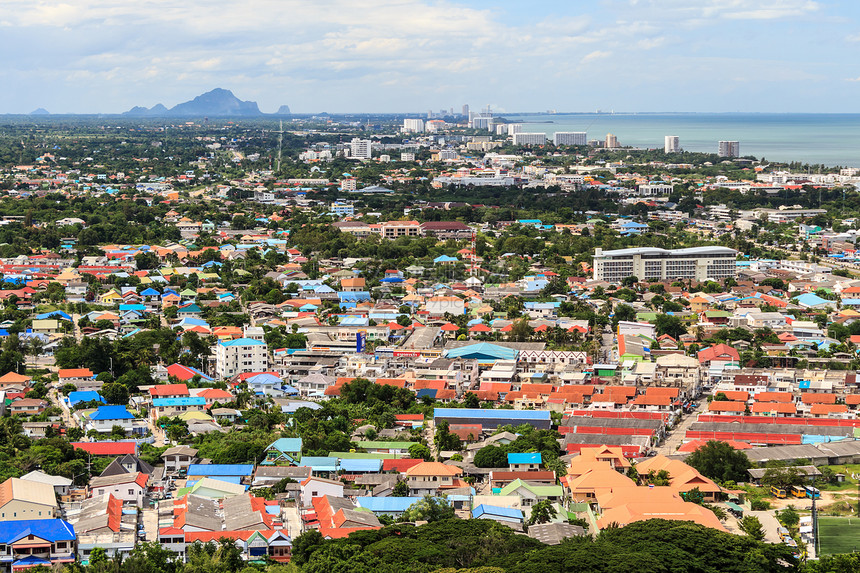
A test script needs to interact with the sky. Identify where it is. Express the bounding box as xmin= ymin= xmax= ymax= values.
xmin=2 ymin=0 xmax=860 ymax=114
